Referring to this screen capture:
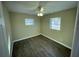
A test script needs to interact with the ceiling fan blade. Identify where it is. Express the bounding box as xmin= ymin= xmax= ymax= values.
xmin=30 ymin=1 xmax=48 ymax=14
xmin=30 ymin=1 xmax=40 ymax=12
